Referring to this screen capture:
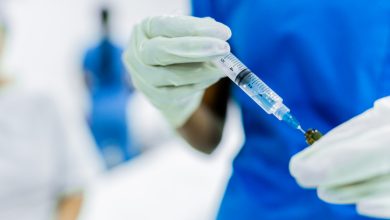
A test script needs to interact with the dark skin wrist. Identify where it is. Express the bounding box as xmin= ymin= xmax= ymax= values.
xmin=177 ymin=78 xmax=231 ymax=154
